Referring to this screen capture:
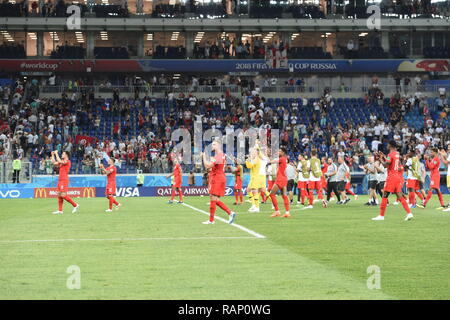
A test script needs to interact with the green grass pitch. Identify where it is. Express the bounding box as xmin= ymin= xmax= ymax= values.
xmin=0 ymin=195 xmax=449 ymax=300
